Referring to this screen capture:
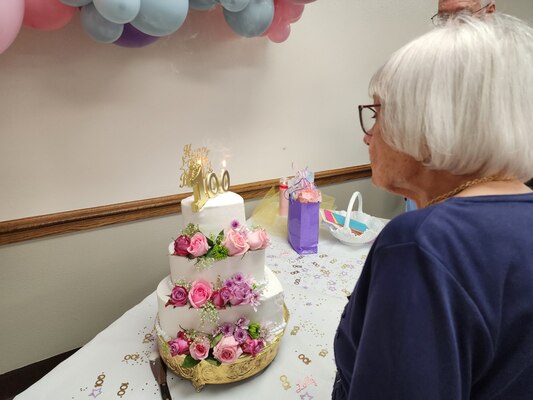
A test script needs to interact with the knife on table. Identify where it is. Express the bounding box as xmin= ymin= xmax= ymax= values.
xmin=149 ymin=352 xmax=172 ymax=400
